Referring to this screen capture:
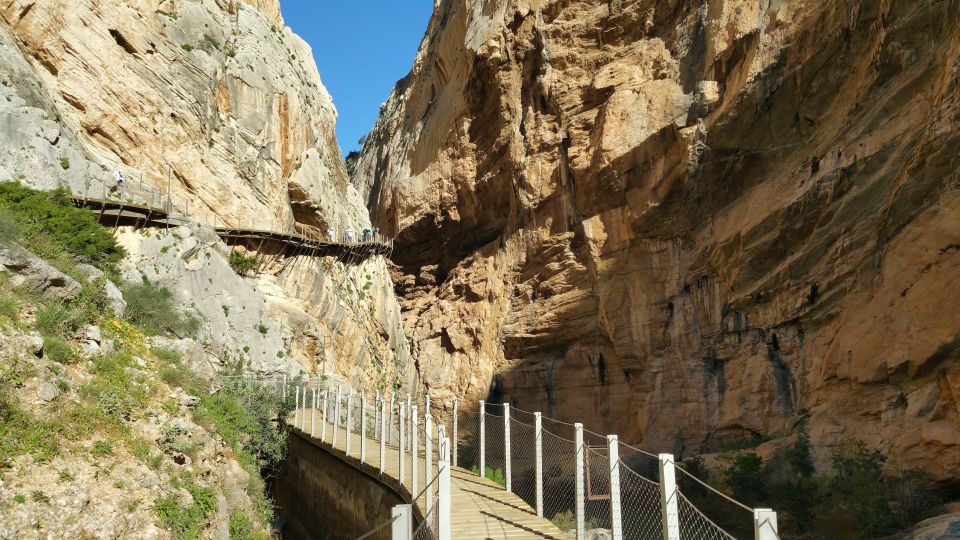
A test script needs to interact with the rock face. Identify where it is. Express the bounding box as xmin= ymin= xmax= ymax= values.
xmin=0 ymin=0 xmax=413 ymax=388
xmin=356 ymin=0 xmax=960 ymax=481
